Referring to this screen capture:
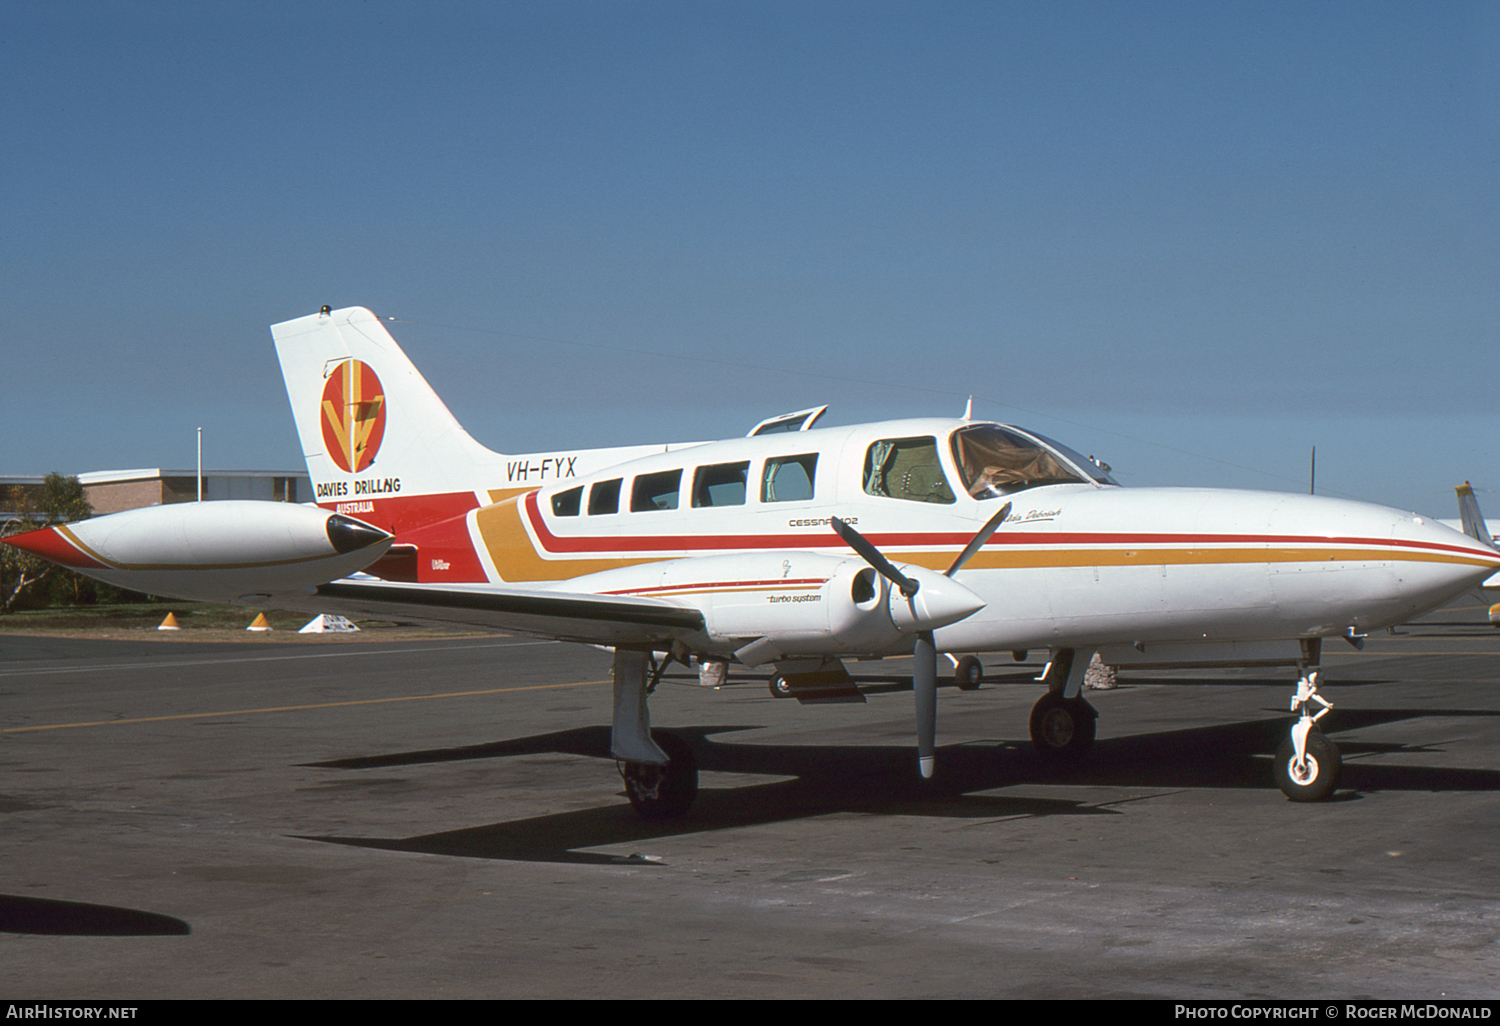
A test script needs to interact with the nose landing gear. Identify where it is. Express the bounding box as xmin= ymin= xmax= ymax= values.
xmin=1275 ymin=641 xmax=1341 ymax=802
